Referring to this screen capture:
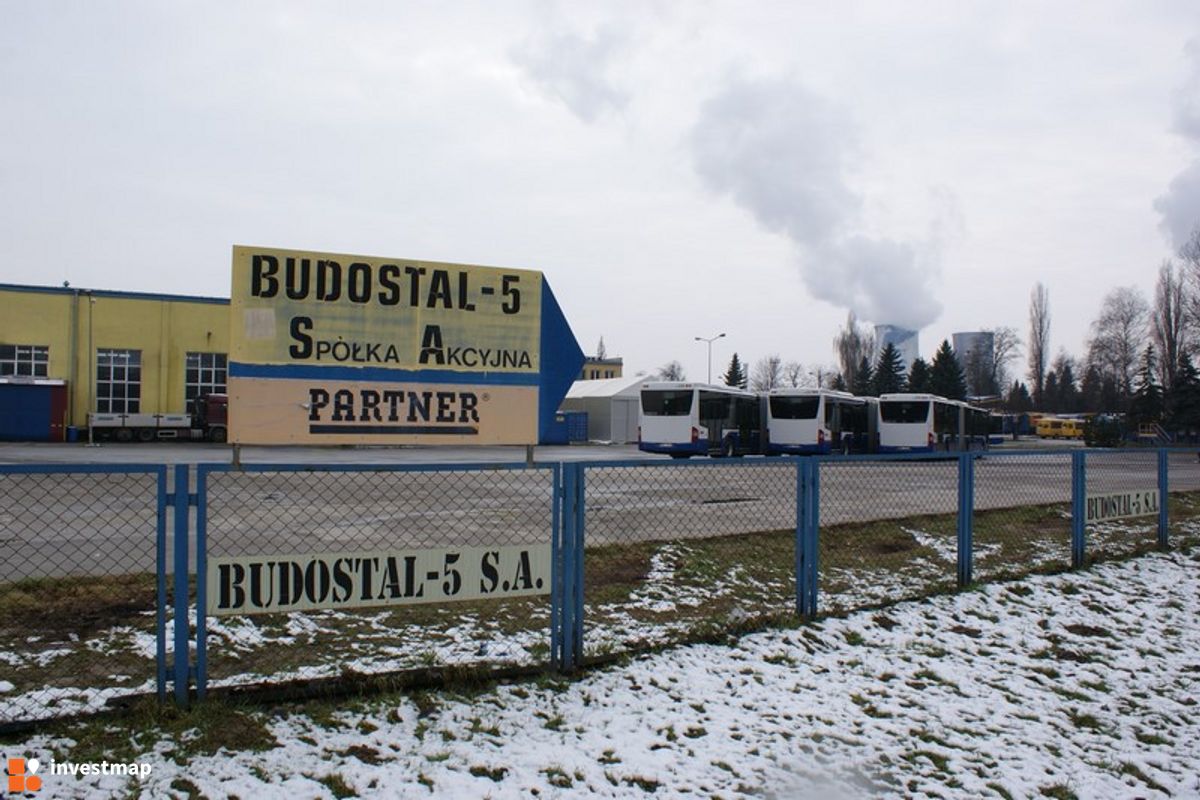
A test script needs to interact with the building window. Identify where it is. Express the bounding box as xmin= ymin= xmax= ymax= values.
xmin=0 ymin=344 xmax=49 ymax=378
xmin=185 ymin=352 xmax=227 ymax=413
xmin=96 ymin=349 xmax=141 ymax=414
